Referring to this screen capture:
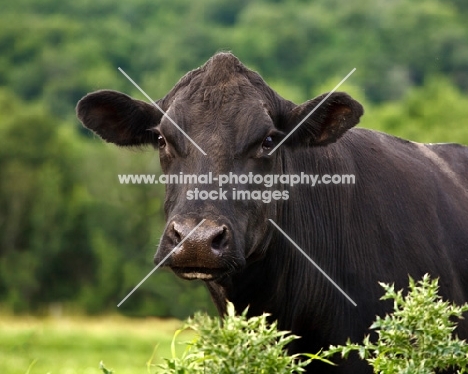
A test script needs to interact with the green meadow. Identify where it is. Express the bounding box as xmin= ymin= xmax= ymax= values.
xmin=0 ymin=316 xmax=183 ymax=374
